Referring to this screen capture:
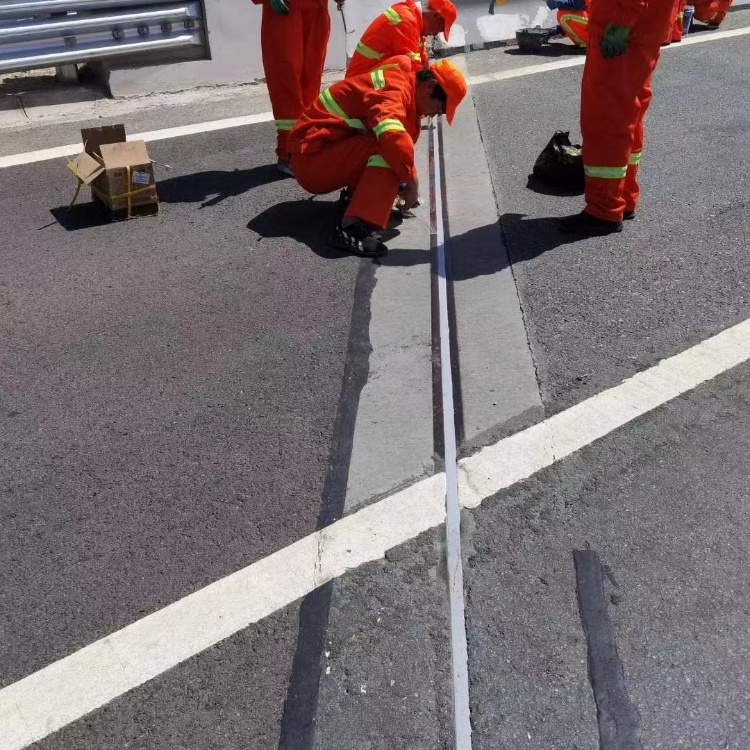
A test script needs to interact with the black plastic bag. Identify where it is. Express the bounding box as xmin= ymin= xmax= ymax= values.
xmin=529 ymin=131 xmax=585 ymax=192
